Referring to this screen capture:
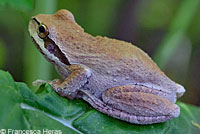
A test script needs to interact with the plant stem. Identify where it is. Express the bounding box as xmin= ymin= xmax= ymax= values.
xmin=153 ymin=0 xmax=200 ymax=68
